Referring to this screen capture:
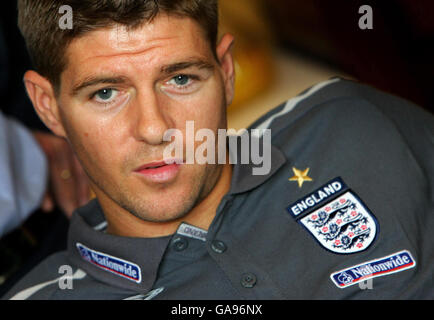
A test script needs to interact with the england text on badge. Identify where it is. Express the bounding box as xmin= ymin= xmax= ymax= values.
xmin=287 ymin=177 xmax=348 ymax=218
xmin=299 ymin=191 xmax=379 ymax=254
